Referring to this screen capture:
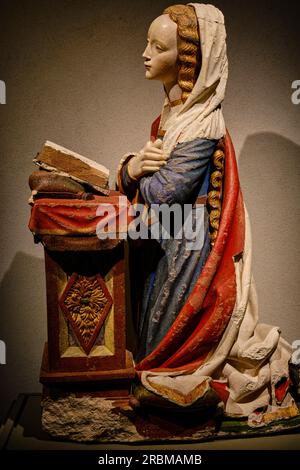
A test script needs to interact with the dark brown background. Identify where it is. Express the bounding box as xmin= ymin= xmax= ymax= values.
xmin=0 ymin=0 xmax=299 ymax=424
